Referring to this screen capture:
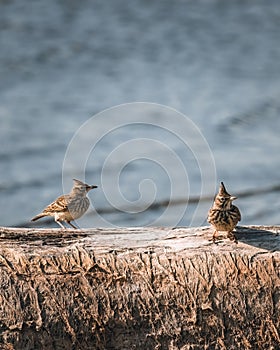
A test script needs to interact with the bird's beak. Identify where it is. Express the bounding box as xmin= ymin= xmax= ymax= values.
xmin=87 ymin=185 xmax=98 ymax=191
xmin=230 ymin=196 xmax=237 ymax=201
